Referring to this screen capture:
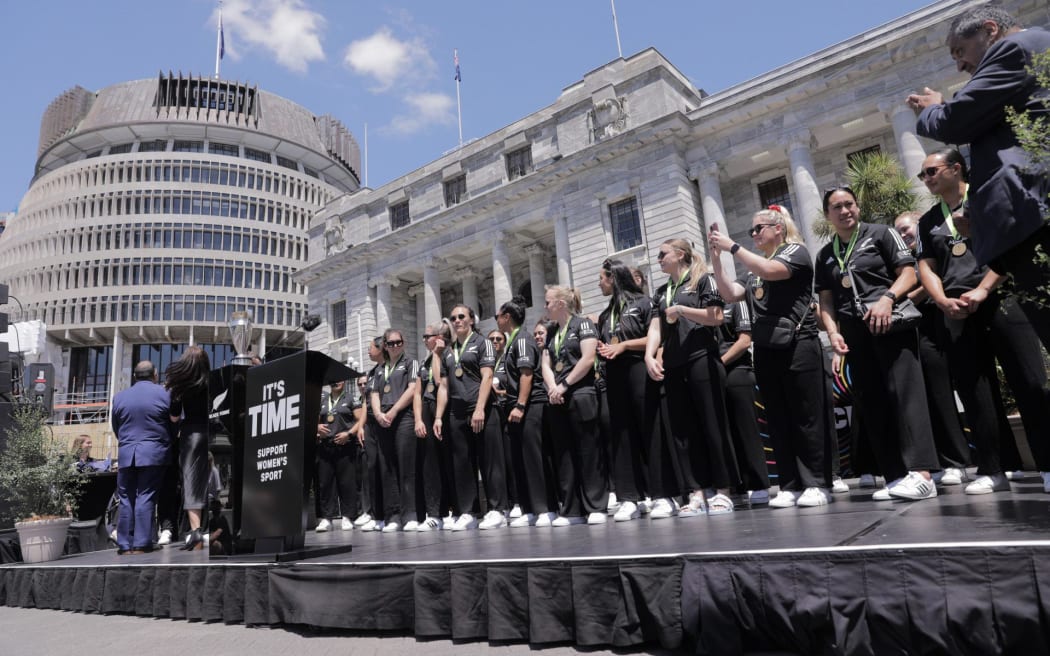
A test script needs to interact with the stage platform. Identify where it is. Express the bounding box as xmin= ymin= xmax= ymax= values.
xmin=3 ymin=477 xmax=1050 ymax=655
